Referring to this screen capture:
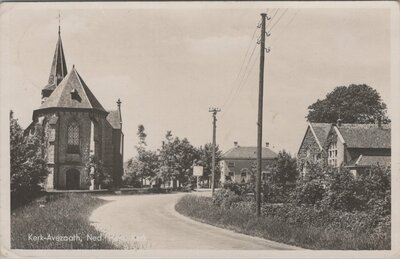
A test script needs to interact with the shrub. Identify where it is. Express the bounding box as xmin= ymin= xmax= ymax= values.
xmin=10 ymin=111 xmax=49 ymax=207
xmin=212 ymin=188 xmax=243 ymax=208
